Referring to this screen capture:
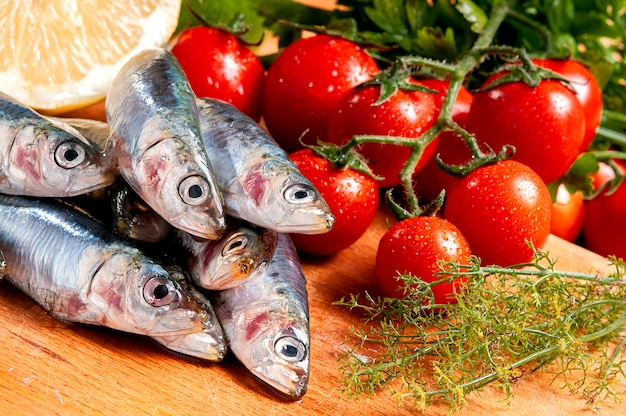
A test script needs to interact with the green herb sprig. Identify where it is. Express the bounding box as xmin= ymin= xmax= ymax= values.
xmin=335 ymin=249 xmax=626 ymax=411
